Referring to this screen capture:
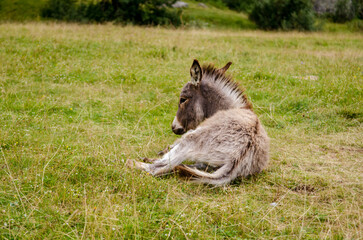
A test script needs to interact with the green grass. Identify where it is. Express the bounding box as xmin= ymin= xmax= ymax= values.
xmin=322 ymin=19 xmax=363 ymax=32
xmin=0 ymin=23 xmax=362 ymax=239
